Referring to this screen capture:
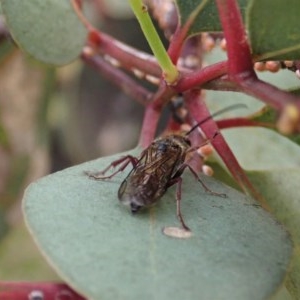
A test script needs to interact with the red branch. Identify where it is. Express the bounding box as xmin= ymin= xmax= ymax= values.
xmin=139 ymin=102 xmax=160 ymax=147
xmin=215 ymin=0 xmax=254 ymax=78
xmin=0 ymin=282 xmax=85 ymax=300
xmin=215 ymin=0 xmax=300 ymax=111
xmin=175 ymin=61 xmax=228 ymax=92
xmin=81 ymin=49 xmax=152 ymax=106
xmin=88 ymin=30 xmax=161 ymax=78
xmin=239 ymin=77 xmax=300 ymax=110
xmin=139 ymin=84 xmax=176 ymax=147
xmin=217 ymin=118 xmax=274 ymax=129
xmin=185 ymin=90 xmax=268 ymax=207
